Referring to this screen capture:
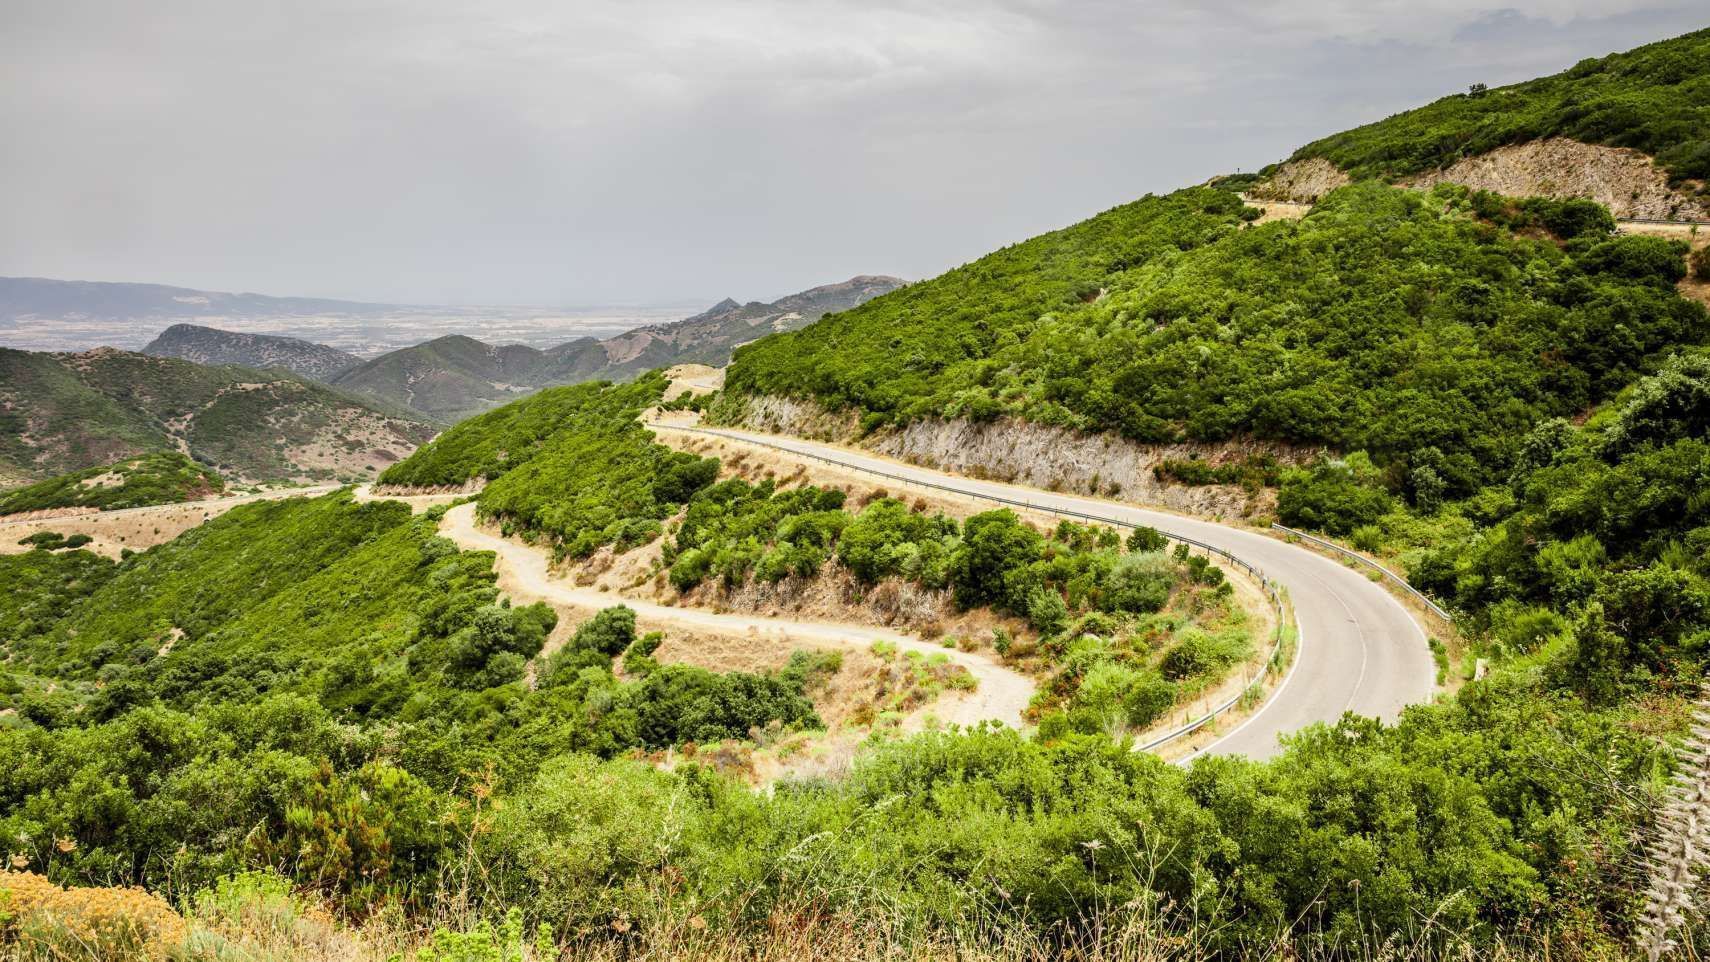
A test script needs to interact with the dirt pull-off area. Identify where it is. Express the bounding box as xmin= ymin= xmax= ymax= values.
xmin=662 ymin=363 xmax=724 ymax=401
xmin=1401 ymin=138 xmax=1710 ymax=221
